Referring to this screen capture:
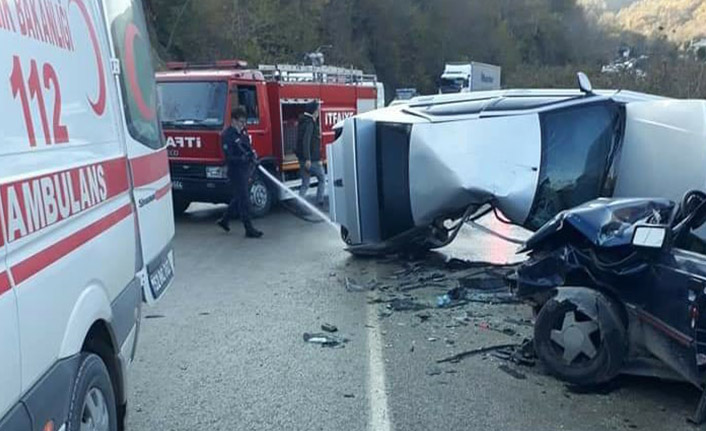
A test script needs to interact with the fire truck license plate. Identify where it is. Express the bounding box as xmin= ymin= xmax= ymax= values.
xmin=149 ymin=251 xmax=174 ymax=298
xmin=172 ymin=181 xmax=183 ymax=190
